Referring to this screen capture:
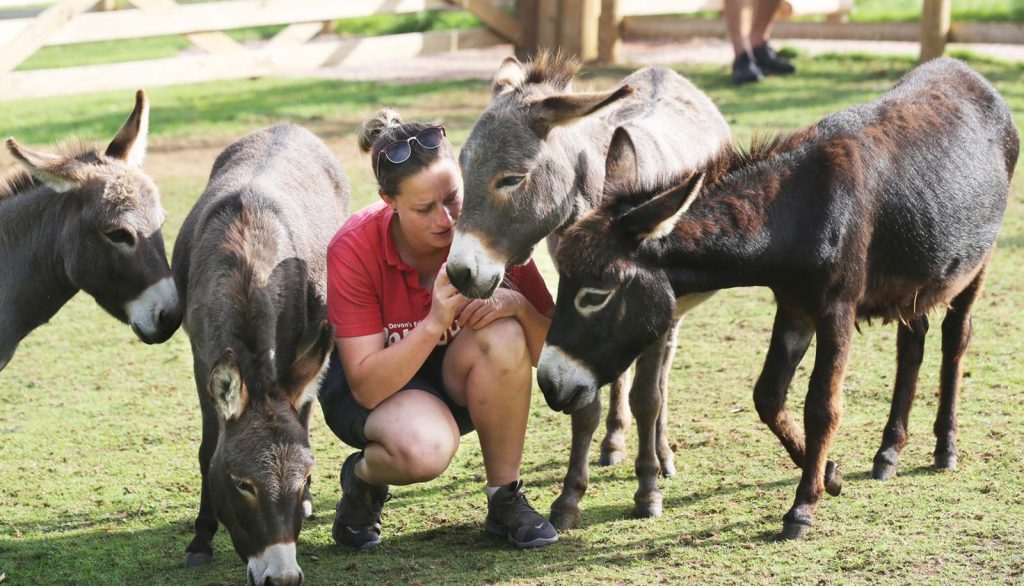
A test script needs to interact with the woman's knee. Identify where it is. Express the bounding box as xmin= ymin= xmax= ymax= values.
xmin=466 ymin=317 xmax=529 ymax=367
xmin=383 ymin=423 xmax=460 ymax=483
